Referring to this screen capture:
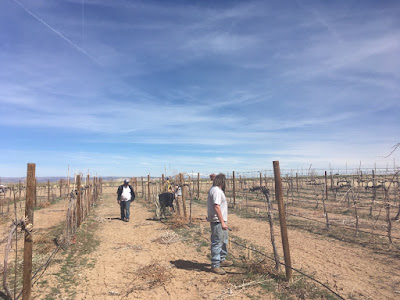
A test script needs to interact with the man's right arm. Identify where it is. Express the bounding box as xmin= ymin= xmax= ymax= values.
xmin=214 ymin=204 xmax=228 ymax=230
xmin=117 ymin=186 xmax=121 ymax=203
